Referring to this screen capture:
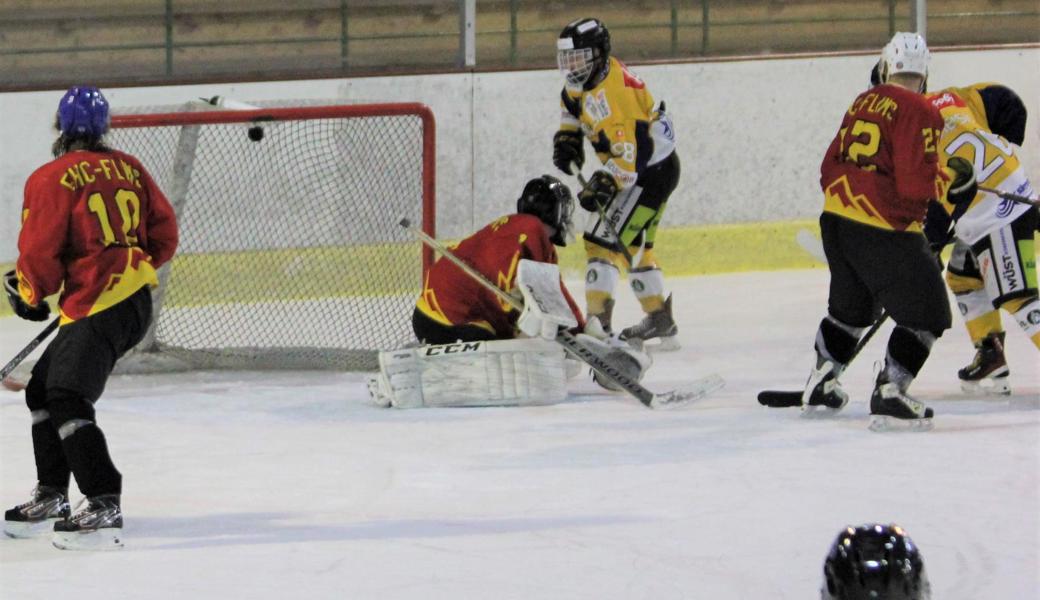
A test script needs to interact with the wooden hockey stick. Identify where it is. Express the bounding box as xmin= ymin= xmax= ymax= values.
xmin=399 ymin=218 xmax=723 ymax=408
xmin=978 ymin=185 xmax=1039 ymax=207
xmin=1 ymin=317 xmax=59 ymax=390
